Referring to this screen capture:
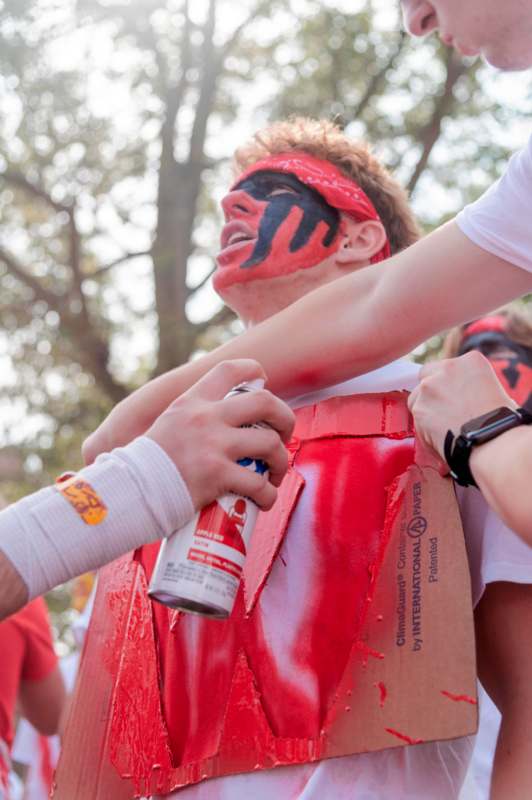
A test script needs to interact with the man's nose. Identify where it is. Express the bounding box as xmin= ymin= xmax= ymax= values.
xmin=221 ymin=189 xmax=255 ymax=221
xmin=401 ymin=0 xmax=438 ymax=37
